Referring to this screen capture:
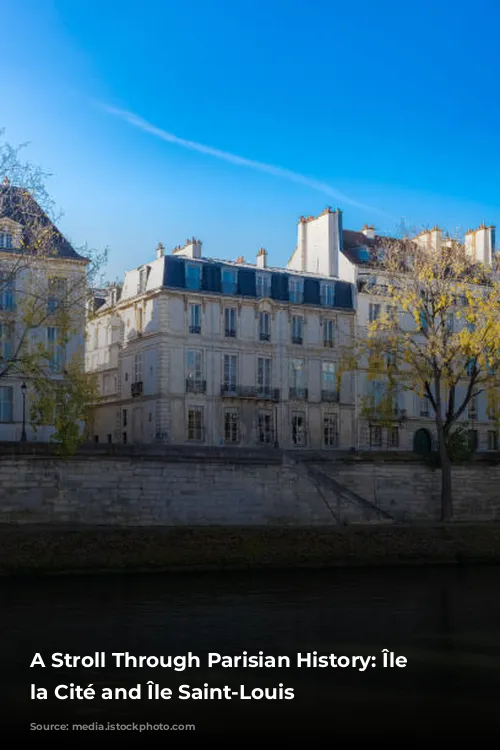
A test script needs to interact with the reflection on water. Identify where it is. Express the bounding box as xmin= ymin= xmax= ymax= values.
xmin=1 ymin=566 xmax=499 ymax=736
